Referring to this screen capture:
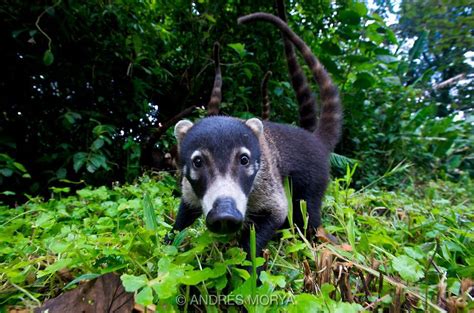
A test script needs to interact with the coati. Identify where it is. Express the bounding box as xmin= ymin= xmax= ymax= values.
xmin=170 ymin=13 xmax=342 ymax=256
